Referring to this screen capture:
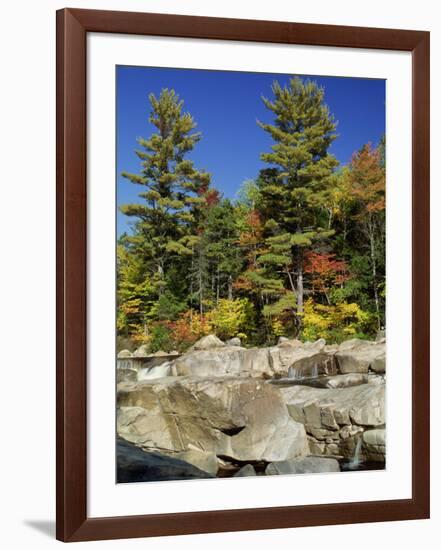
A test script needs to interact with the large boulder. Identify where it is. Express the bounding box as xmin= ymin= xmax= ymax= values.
xmin=277 ymin=337 xmax=303 ymax=346
xmin=280 ymin=383 xmax=385 ymax=459
xmin=117 ymin=349 xmax=132 ymax=358
xmin=287 ymin=352 xmax=337 ymax=380
xmin=269 ymin=340 xmax=331 ymax=378
xmin=116 ymin=437 xmax=214 ymax=482
xmin=336 ymin=341 xmax=385 ymax=374
xmin=338 ymin=338 xmax=374 ymax=351
xmin=117 ymin=368 xmax=138 ymax=384
xmin=190 ymin=334 xmax=225 ymax=351
xmin=363 ymin=428 xmax=386 ymax=462
xmin=370 ymin=350 xmax=386 ymax=373
xmin=265 ymin=456 xmax=340 ymax=475
xmin=133 ymin=344 xmax=149 ymax=357
xmin=282 ymin=383 xmax=385 ymax=429
xmin=307 ymin=338 xmax=327 ymax=351
xmin=117 ymin=377 xmax=308 ymax=469
xmin=171 ymin=347 xmax=271 ymax=378
xmin=226 ymin=337 xmax=242 ymax=347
